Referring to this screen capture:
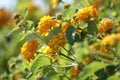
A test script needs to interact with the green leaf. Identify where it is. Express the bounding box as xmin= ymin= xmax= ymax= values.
xmin=108 ymin=72 xmax=120 ymax=80
xmin=30 ymin=54 xmax=51 ymax=72
xmin=62 ymin=0 xmax=82 ymax=20
xmin=42 ymin=66 xmax=58 ymax=79
xmin=77 ymin=61 xmax=107 ymax=80
xmin=7 ymin=27 xmax=19 ymax=37
xmin=17 ymin=31 xmax=32 ymax=41
xmin=95 ymin=65 xmax=117 ymax=80
xmin=65 ymin=26 xmax=76 ymax=45
xmin=72 ymin=41 xmax=89 ymax=62
xmin=87 ymin=20 xmax=98 ymax=36
xmin=117 ymin=43 xmax=120 ymax=57
xmin=26 ymin=20 xmax=34 ymax=30
xmin=42 ymin=66 xmax=70 ymax=80
xmin=23 ymin=8 xmax=29 ymax=19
